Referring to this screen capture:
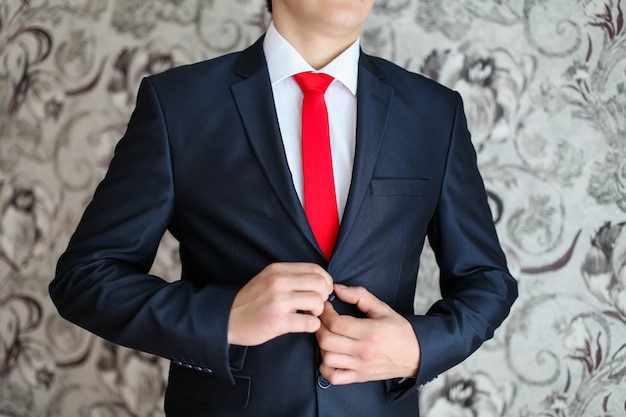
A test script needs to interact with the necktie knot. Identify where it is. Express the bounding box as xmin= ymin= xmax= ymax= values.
xmin=294 ymin=72 xmax=334 ymax=94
